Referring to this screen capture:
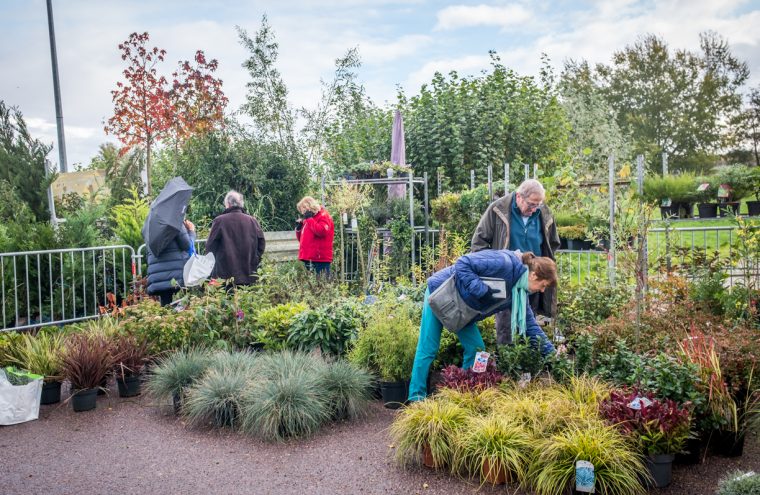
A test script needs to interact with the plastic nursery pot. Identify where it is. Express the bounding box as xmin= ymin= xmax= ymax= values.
xmin=698 ymin=203 xmax=718 ymax=218
xmin=645 ymin=453 xmax=675 ymax=488
xmin=71 ymin=388 xmax=98 ymax=412
xmin=747 ymin=200 xmax=760 ymax=217
xmin=116 ymin=374 xmax=141 ymax=398
xmin=675 ymin=435 xmax=705 ymax=465
xmin=482 ymin=458 xmax=508 ymax=485
xmin=41 ymin=380 xmax=62 ymax=405
xmin=422 ymin=444 xmax=436 ymax=468
xmin=718 ymin=201 xmax=740 ymax=217
xmin=380 ymin=380 xmax=408 ymax=409
xmin=710 ymin=430 xmax=745 ymax=457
